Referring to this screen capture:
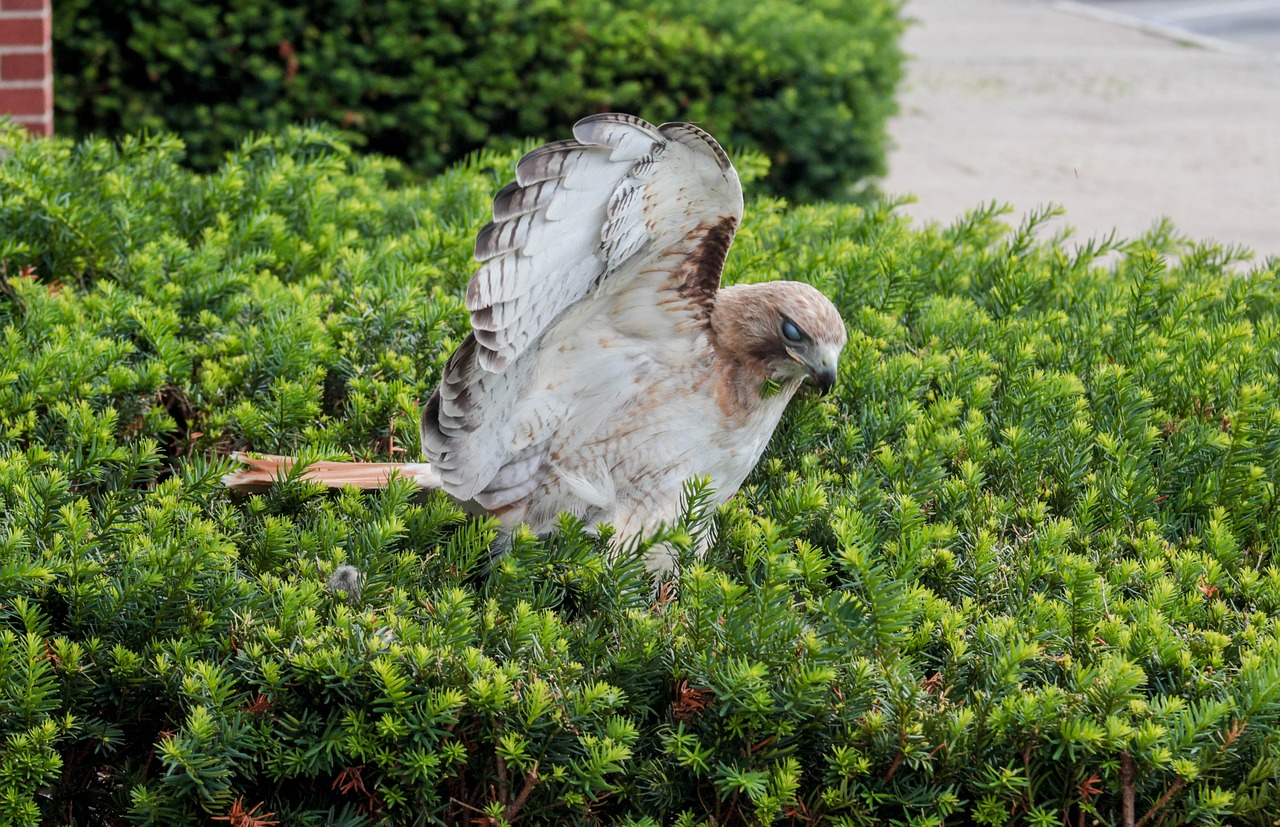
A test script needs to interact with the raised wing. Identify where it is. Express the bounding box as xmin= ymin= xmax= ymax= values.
xmin=466 ymin=112 xmax=743 ymax=373
xmin=423 ymin=113 xmax=743 ymax=503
